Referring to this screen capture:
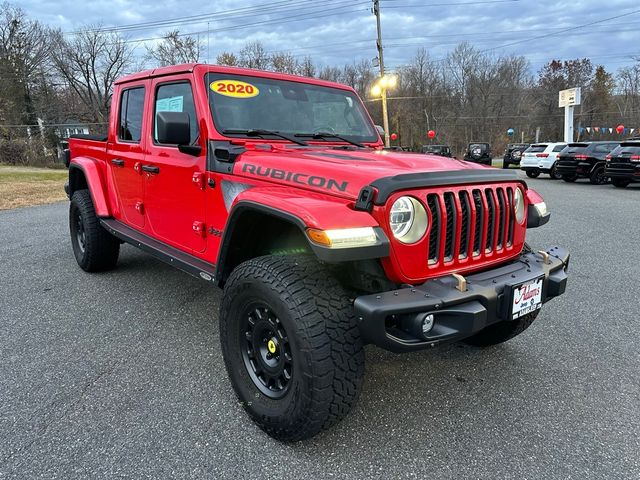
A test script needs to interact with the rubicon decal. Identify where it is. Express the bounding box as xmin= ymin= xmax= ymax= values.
xmin=242 ymin=164 xmax=349 ymax=192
